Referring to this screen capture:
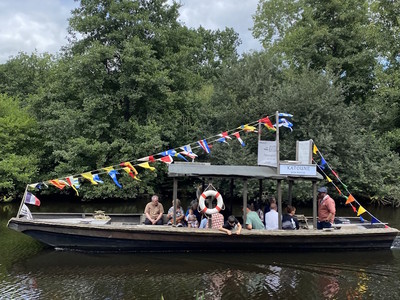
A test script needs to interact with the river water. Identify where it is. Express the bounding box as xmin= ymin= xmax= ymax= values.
xmin=1 ymin=200 xmax=400 ymax=299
